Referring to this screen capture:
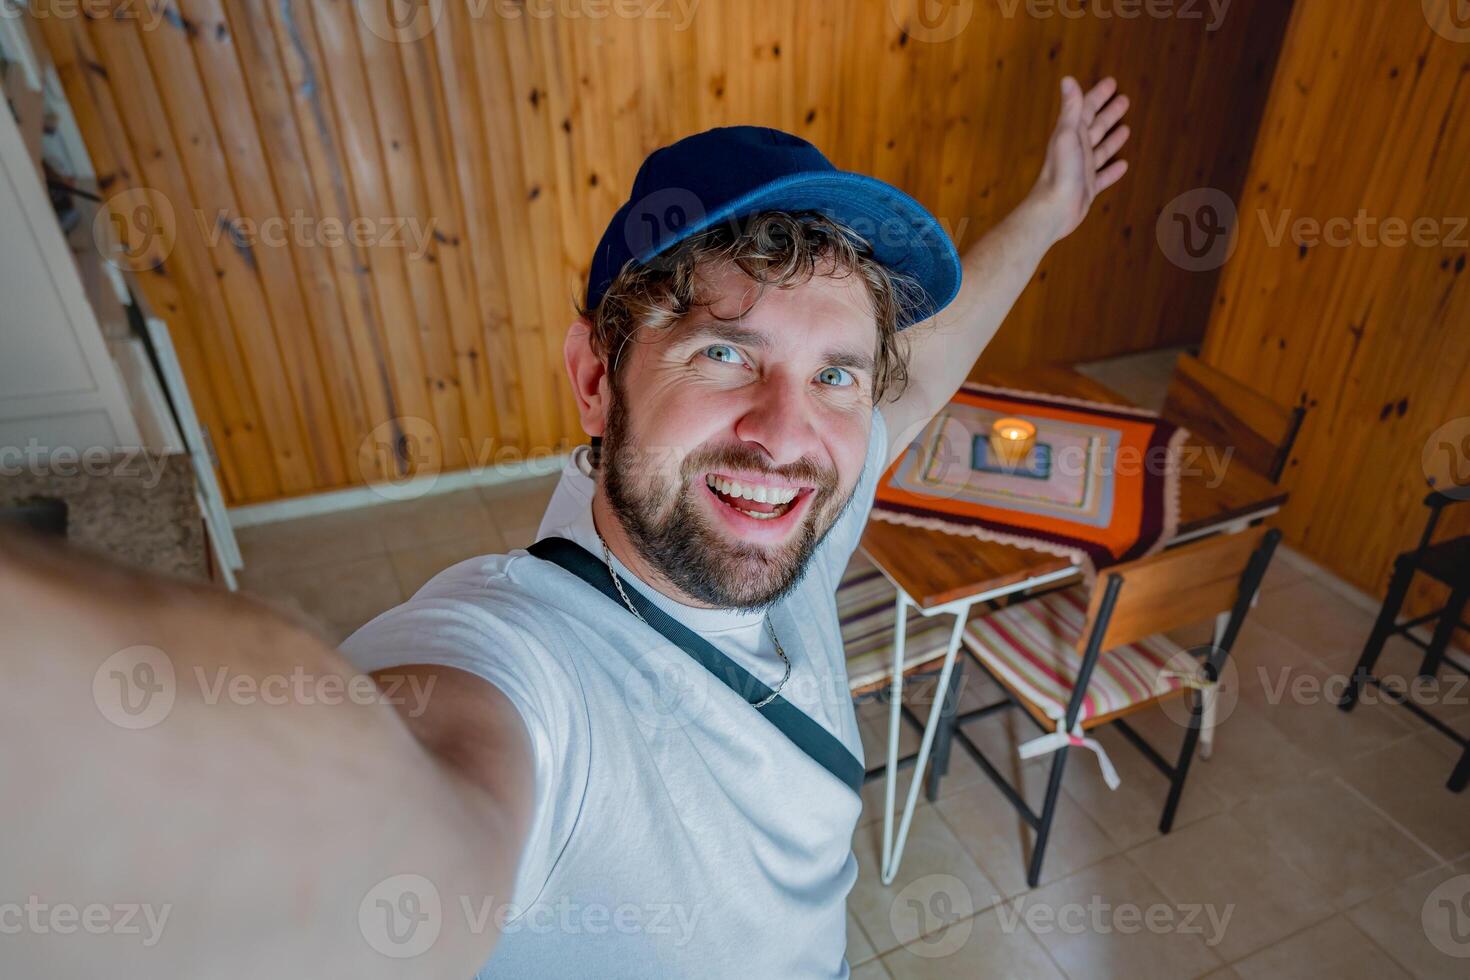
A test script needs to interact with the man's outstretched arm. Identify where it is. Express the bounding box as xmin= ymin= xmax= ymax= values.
xmin=881 ymin=76 xmax=1132 ymax=463
xmin=0 ymin=531 xmax=532 ymax=978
